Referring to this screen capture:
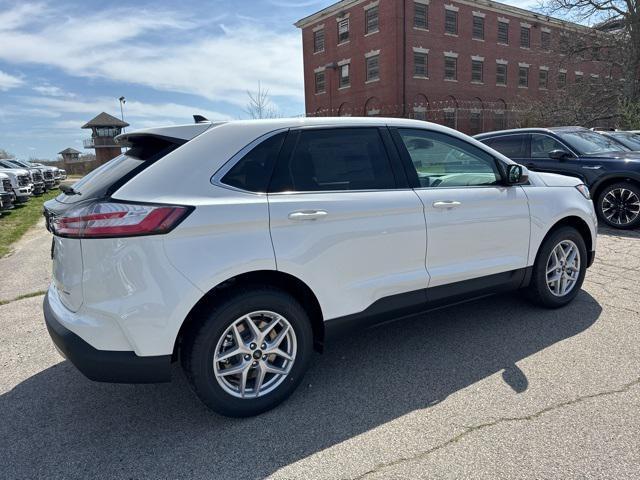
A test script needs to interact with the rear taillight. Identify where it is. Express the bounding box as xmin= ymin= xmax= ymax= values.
xmin=50 ymin=201 xmax=191 ymax=238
